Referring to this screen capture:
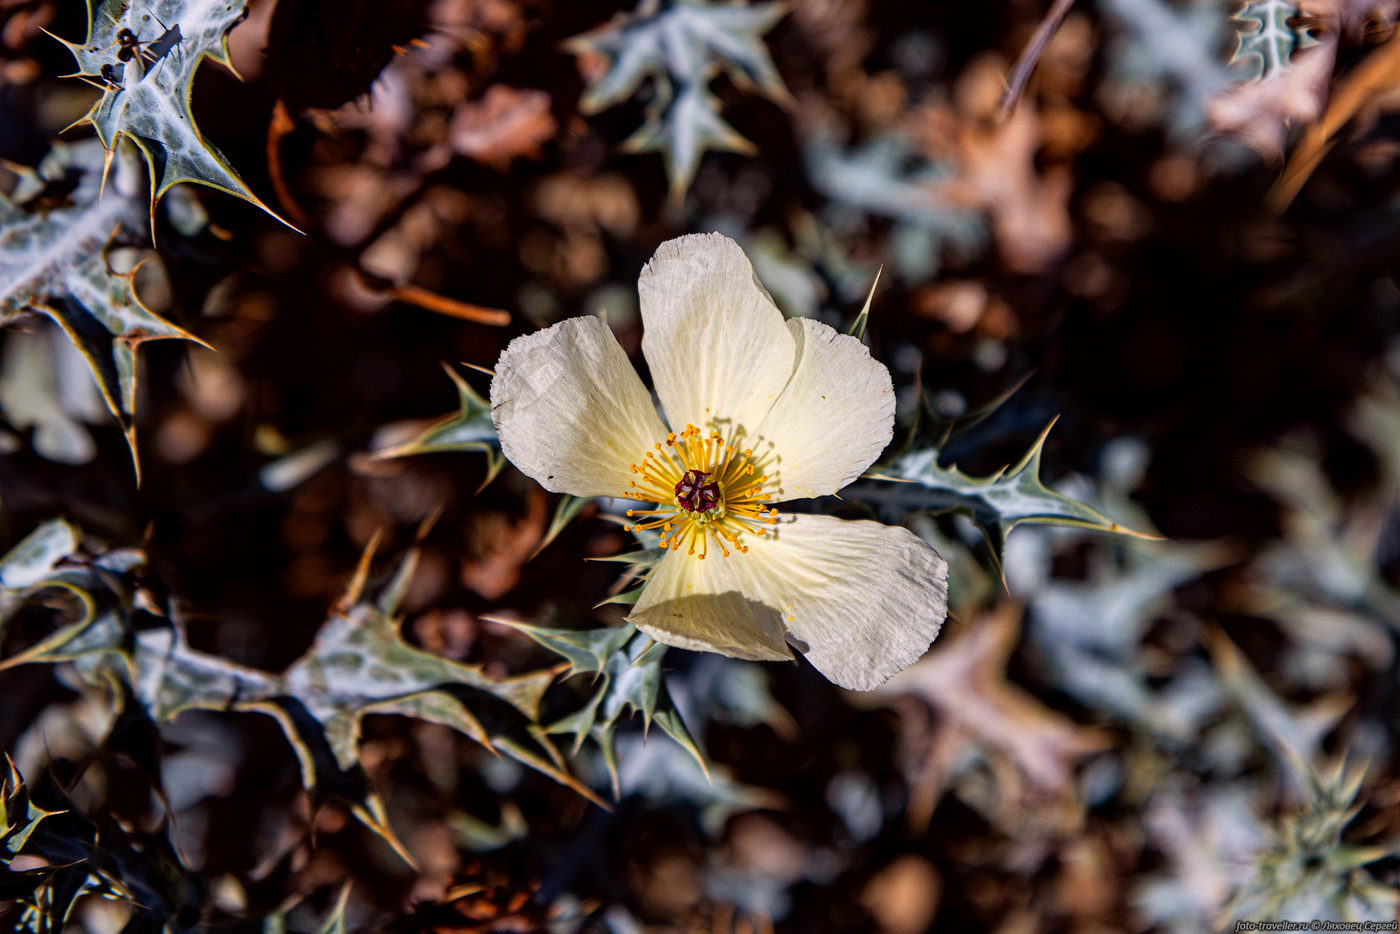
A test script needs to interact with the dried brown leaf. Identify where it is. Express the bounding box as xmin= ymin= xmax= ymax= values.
xmin=449 ymin=85 xmax=557 ymax=168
